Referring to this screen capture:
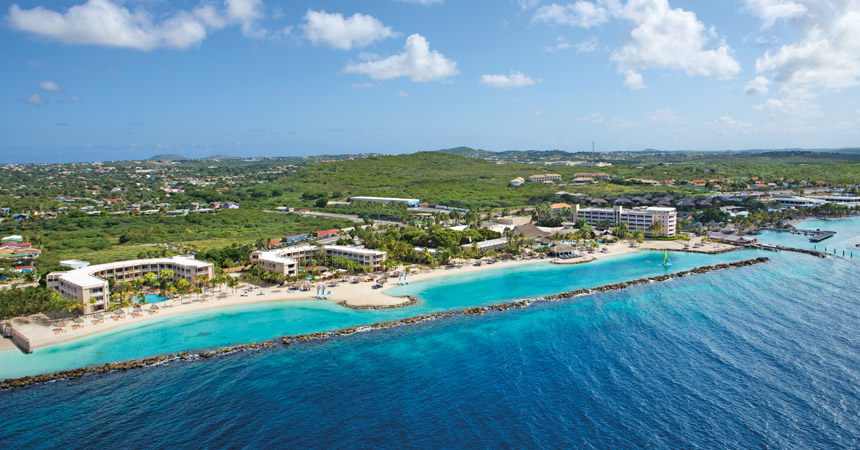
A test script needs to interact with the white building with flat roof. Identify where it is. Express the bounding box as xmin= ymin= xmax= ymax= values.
xmin=47 ymin=256 xmax=214 ymax=314
xmin=60 ymin=259 xmax=90 ymax=269
xmin=251 ymin=245 xmax=387 ymax=275
xmin=573 ymin=205 xmax=677 ymax=237
xmin=773 ymin=197 xmax=827 ymax=208
xmin=349 ymin=196 xmax=420 ymax=207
